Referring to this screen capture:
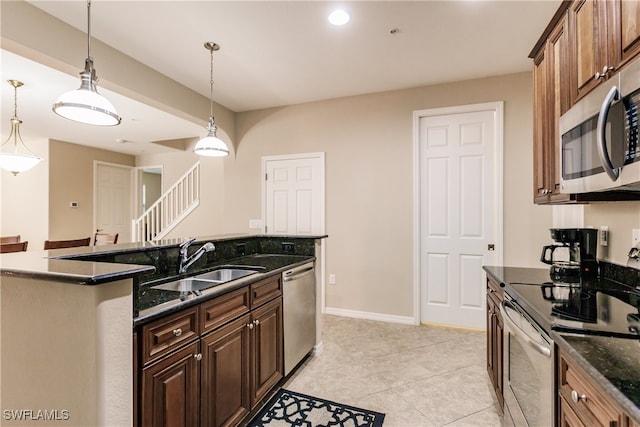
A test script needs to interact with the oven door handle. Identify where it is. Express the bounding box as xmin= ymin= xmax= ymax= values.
xmin=596 ymin=85 xmax=621 ymax=181
xmin=500 ymin=300 xmax=551 ymax=358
